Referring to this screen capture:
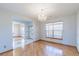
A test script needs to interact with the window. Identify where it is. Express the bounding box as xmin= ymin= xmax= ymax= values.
xmin=45 ymin=22 xmax=63 ymax=39
xmin=28 ymin=26 xmax=33 ymax=39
